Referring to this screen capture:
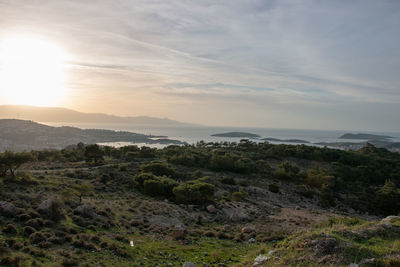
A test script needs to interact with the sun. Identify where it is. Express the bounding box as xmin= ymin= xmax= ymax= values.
xmin=0 ymin=34 xmax=69 ymax=106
